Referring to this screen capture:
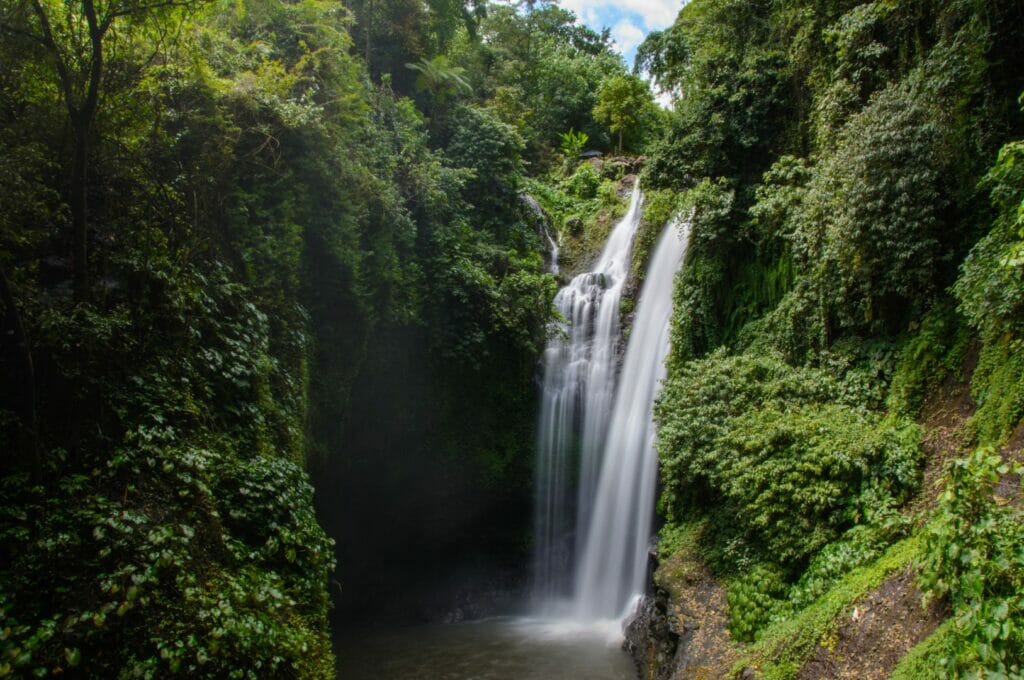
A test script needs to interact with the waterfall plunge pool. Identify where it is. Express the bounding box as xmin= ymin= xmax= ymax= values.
xmin=336 ymin=616 xmax=637 ymax=679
